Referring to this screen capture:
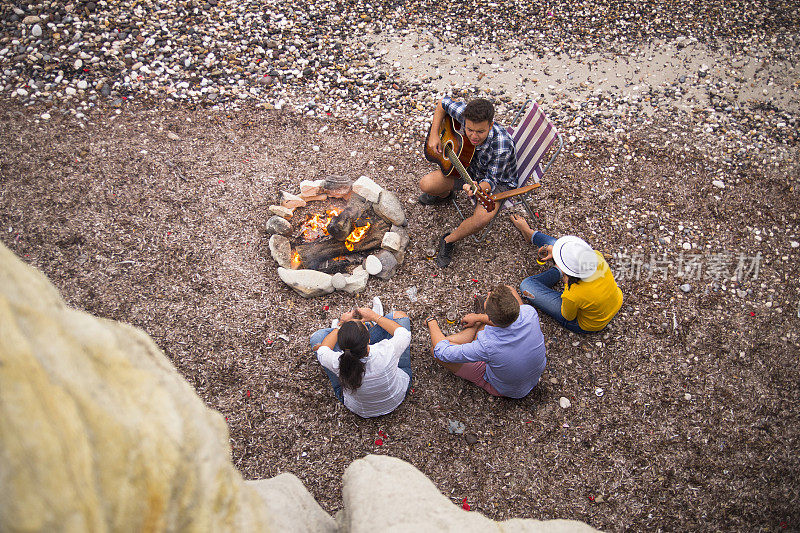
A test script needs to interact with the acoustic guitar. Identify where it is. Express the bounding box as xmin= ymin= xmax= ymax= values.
xmin=424 ymin=115 xmax=496 ymax=212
